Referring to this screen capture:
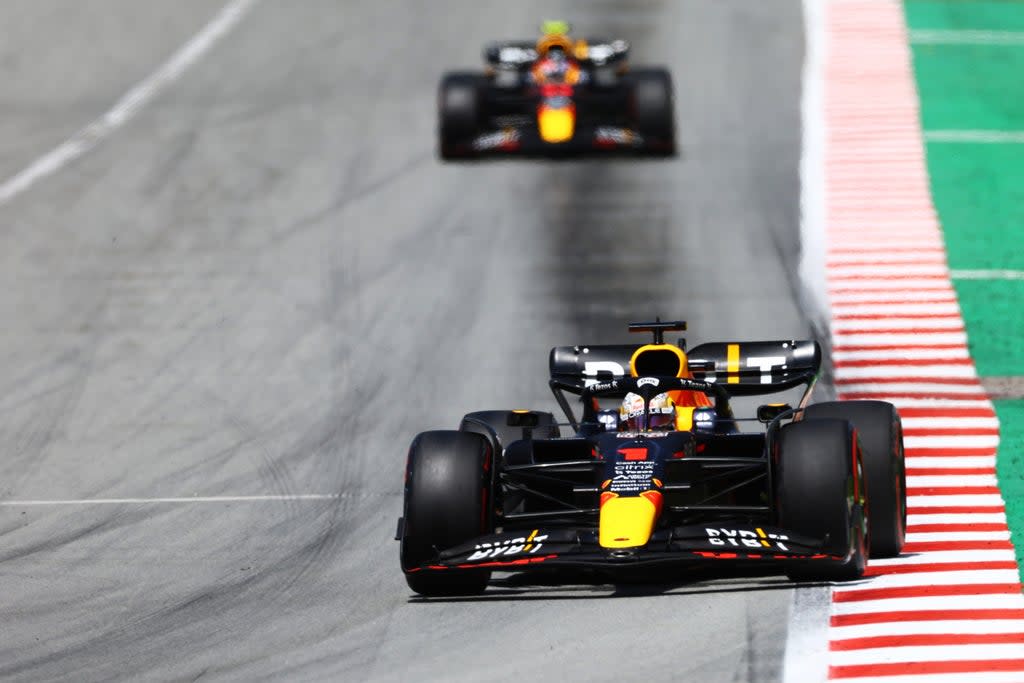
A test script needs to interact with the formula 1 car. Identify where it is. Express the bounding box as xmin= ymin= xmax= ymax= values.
xmin=438 ymin=21 xmax=676 ymax=159
xmin=397 ymin=320 xmax=907 ymax=596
